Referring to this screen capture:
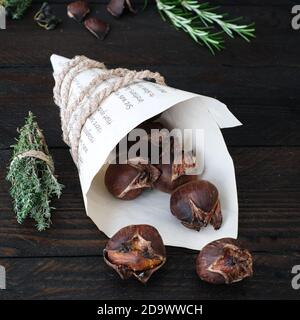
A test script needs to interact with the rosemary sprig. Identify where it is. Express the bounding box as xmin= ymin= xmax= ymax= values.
xmin=3 ymin=0 xmax=32 ymax=19
xmin=157 ymin=0 xmax=224 ymax=53
xmin=182 ymin=1 xmax=255 ymax=41
xmin=156 ymin=0 xmax=255 ymax=53
xmin=6 ymin=112 xmax=63 ymax=231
